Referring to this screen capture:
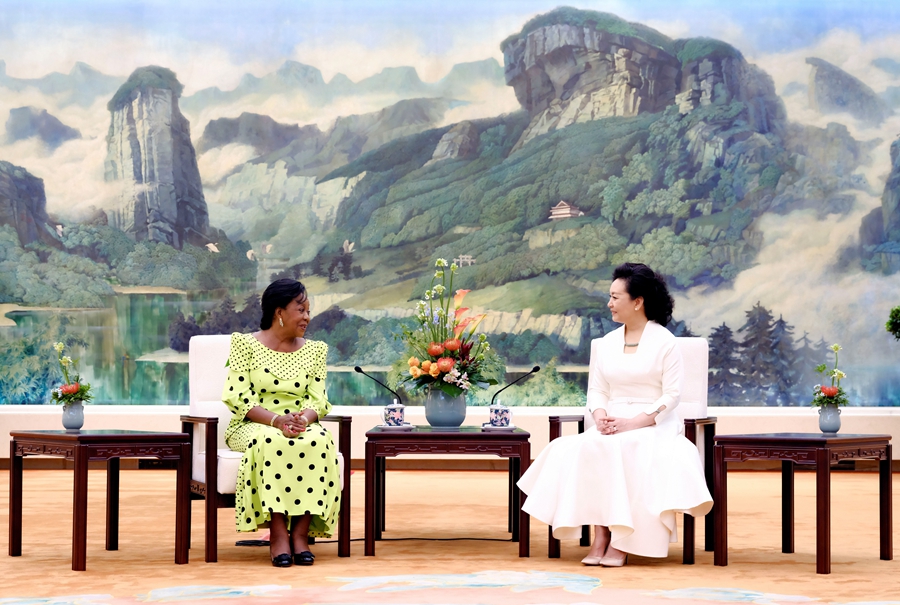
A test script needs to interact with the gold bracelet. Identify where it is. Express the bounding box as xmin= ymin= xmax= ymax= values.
xmin=269 ymin=415 xmax=278 ymax=427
